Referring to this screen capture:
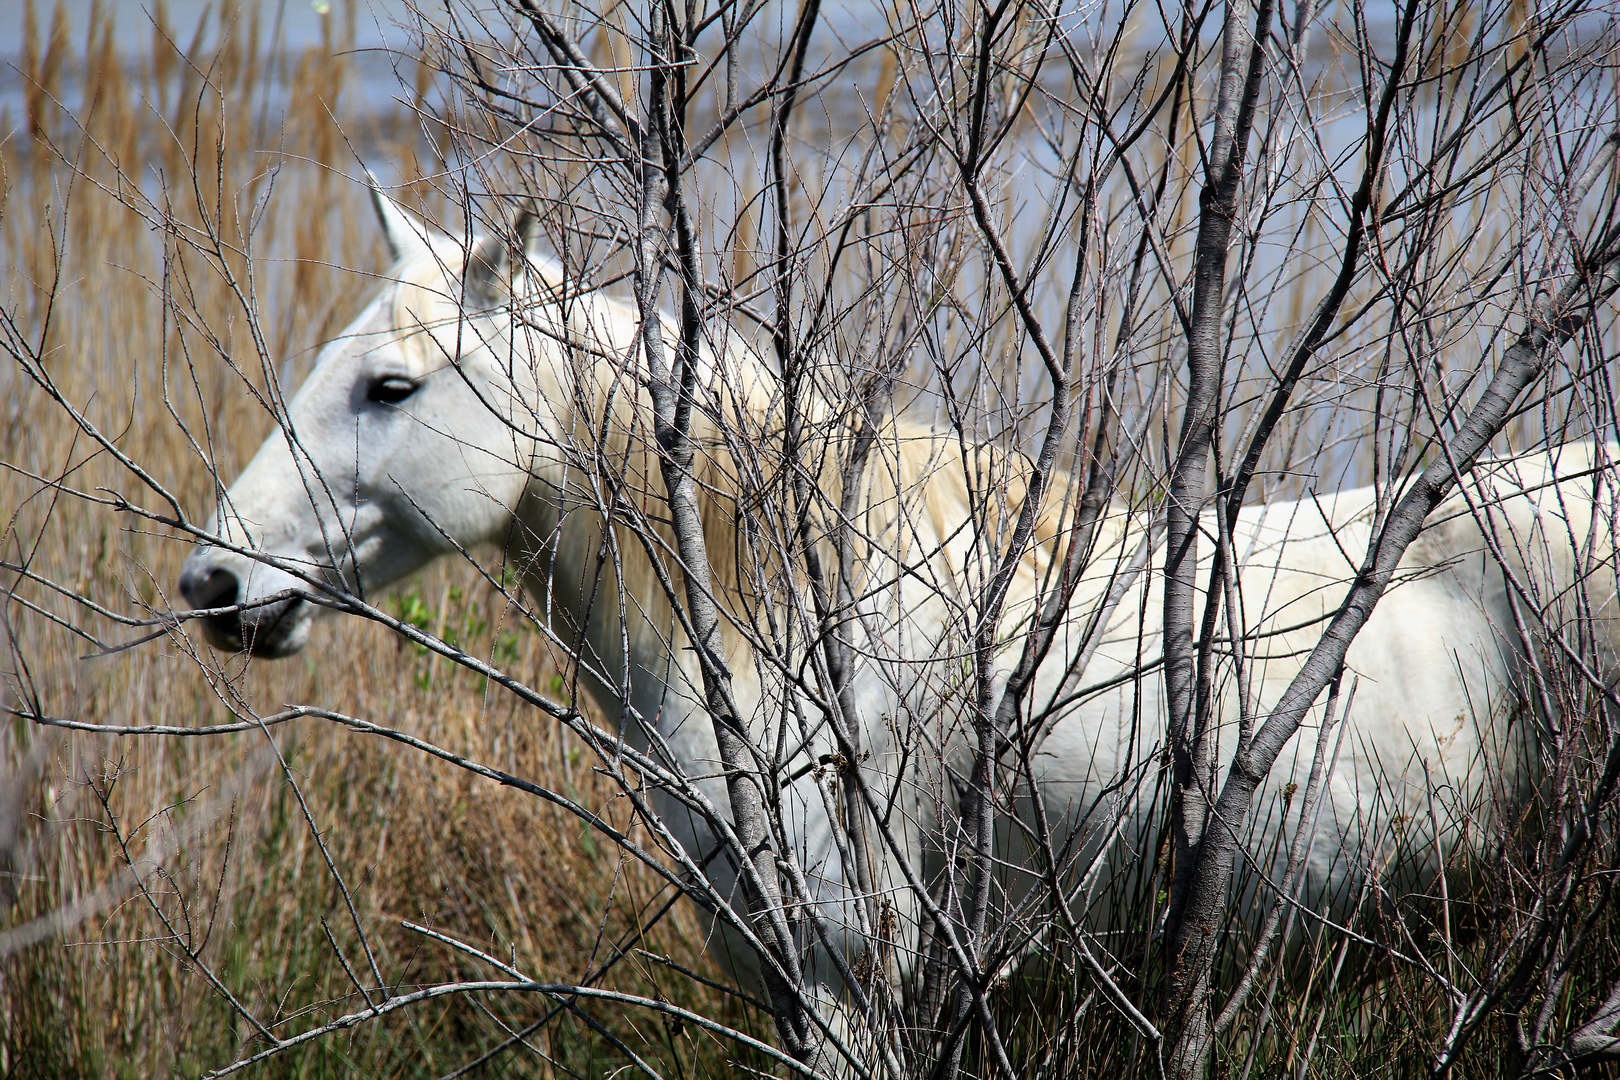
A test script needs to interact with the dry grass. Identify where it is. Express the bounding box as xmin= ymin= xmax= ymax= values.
xmin=4 ymin=4 xmax=1619 ymax=1079
xmin=0 ymin=4 xmax=751 ymax=1076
